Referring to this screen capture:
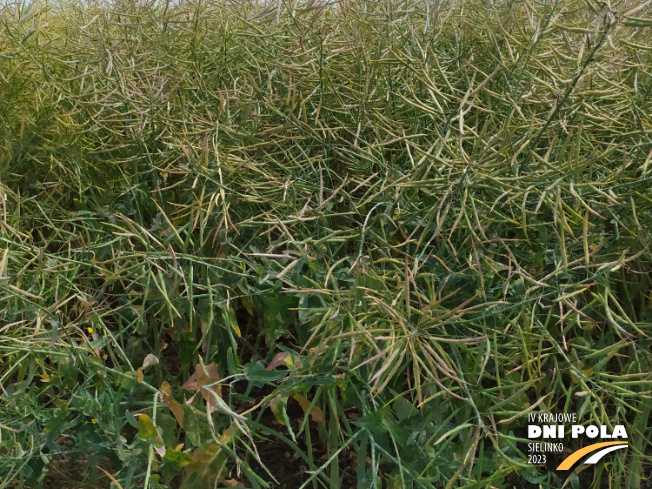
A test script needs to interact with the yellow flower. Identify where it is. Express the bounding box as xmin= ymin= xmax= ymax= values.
xmin=87 ymin=327 xmax=94 ymax=334
xmin=92 ymin=418 xmax=97 ymax=424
